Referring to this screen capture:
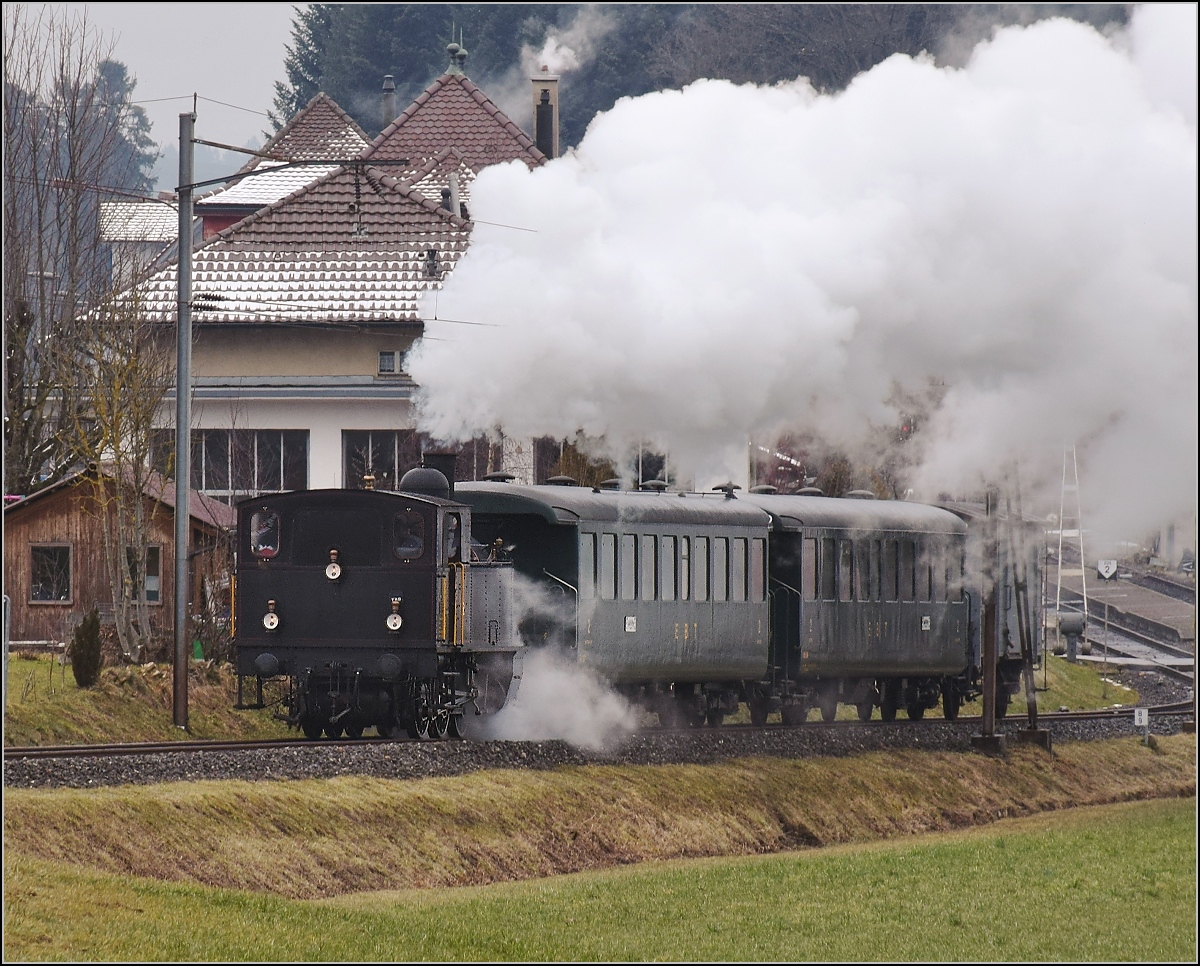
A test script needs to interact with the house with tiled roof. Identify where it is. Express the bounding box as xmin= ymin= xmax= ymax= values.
xmin=196 ymin=92 xmax=371 ymax=240
xmin=128 ymin=44 xmax=558 ymax=502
